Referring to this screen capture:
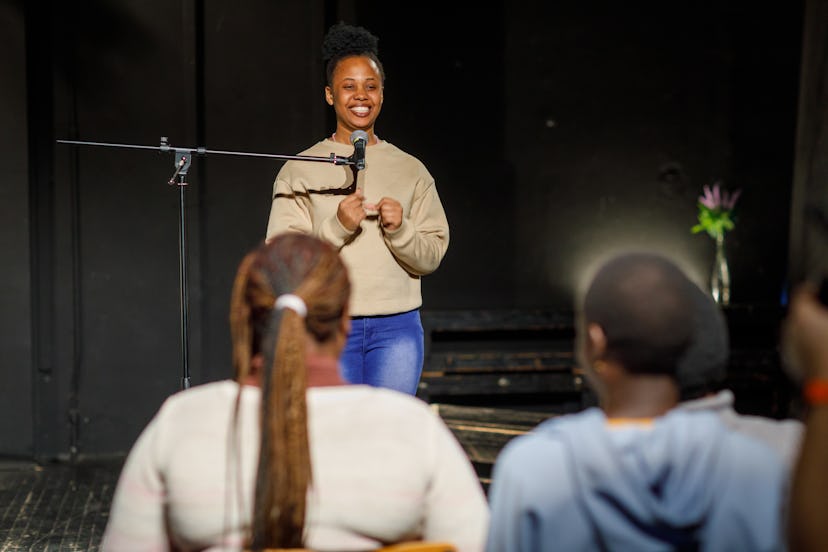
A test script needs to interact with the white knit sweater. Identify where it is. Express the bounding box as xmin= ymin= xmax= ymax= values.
xmin=101 ymin=381 xmax=489 ymax=551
